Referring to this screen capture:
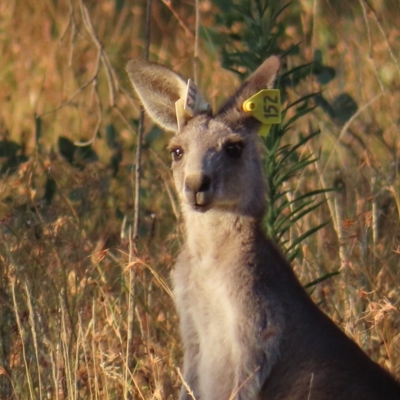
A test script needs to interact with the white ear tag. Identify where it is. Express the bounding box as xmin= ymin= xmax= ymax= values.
xmin=175 ymin=79 xmax=210 ymax=131
xmin=184 ymin=79 xmax=210 ymax=117
xmin=175 ymin=97 xmax=186 ymax=132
